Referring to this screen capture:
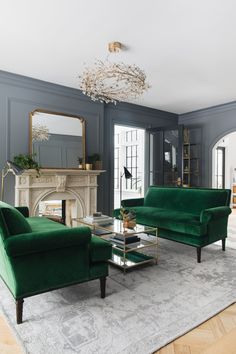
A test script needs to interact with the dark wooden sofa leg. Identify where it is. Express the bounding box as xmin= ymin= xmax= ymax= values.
xmin=16 ymin=299 xmax=24 ymax=324
xmin=222 ymin=238 xmax=226 ymax=251
xmin=197 ymin=247 xmax=201 ymax=263
xmin=100 ymin=277 xmax=106 ymax=299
